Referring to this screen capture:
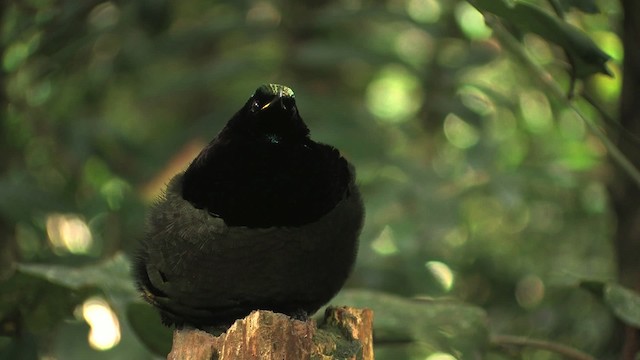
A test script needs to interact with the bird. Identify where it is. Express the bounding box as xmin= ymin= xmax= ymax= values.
xmin=133 ymin=84 xmax=364 ymax=331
